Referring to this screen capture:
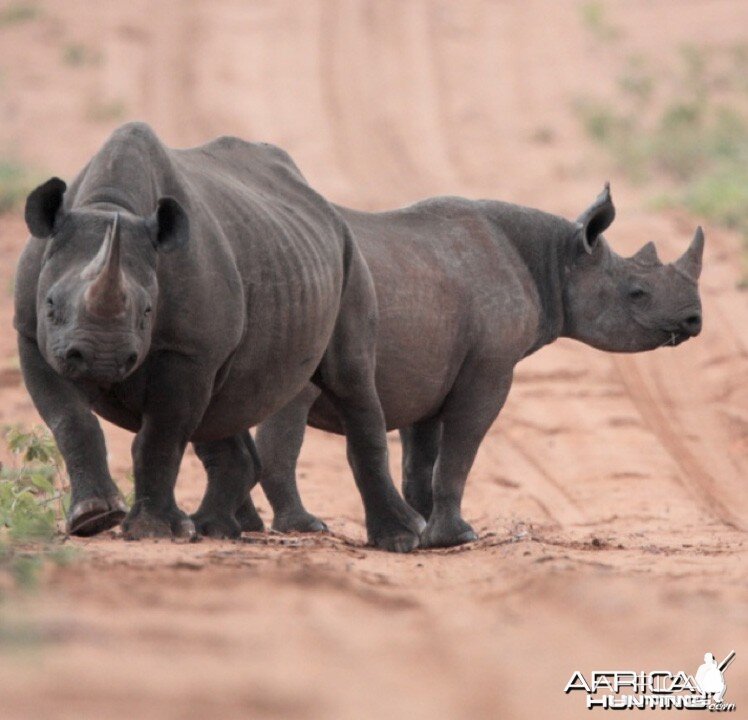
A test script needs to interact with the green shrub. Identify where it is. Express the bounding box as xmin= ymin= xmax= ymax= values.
xmin=0 ymin=2 xmax=40 ymax=26
xmin=62 ymin=43 xmax=100 ymax=67
xmin=579 ymin=1 xmax=623 ymax=42
xmin=0 ymin=424 xmax=68 ymax=540
xmin=0 ymin=425 xmax=74 ymax=591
